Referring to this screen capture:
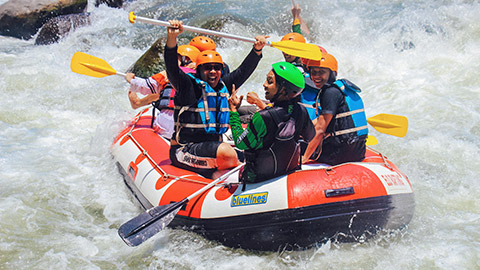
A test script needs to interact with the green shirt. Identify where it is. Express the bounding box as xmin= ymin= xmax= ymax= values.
xmin=292 ymin=21 xmax=302 ymax=34
xmin=229 ymin=111 xmax=268 ymax=150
